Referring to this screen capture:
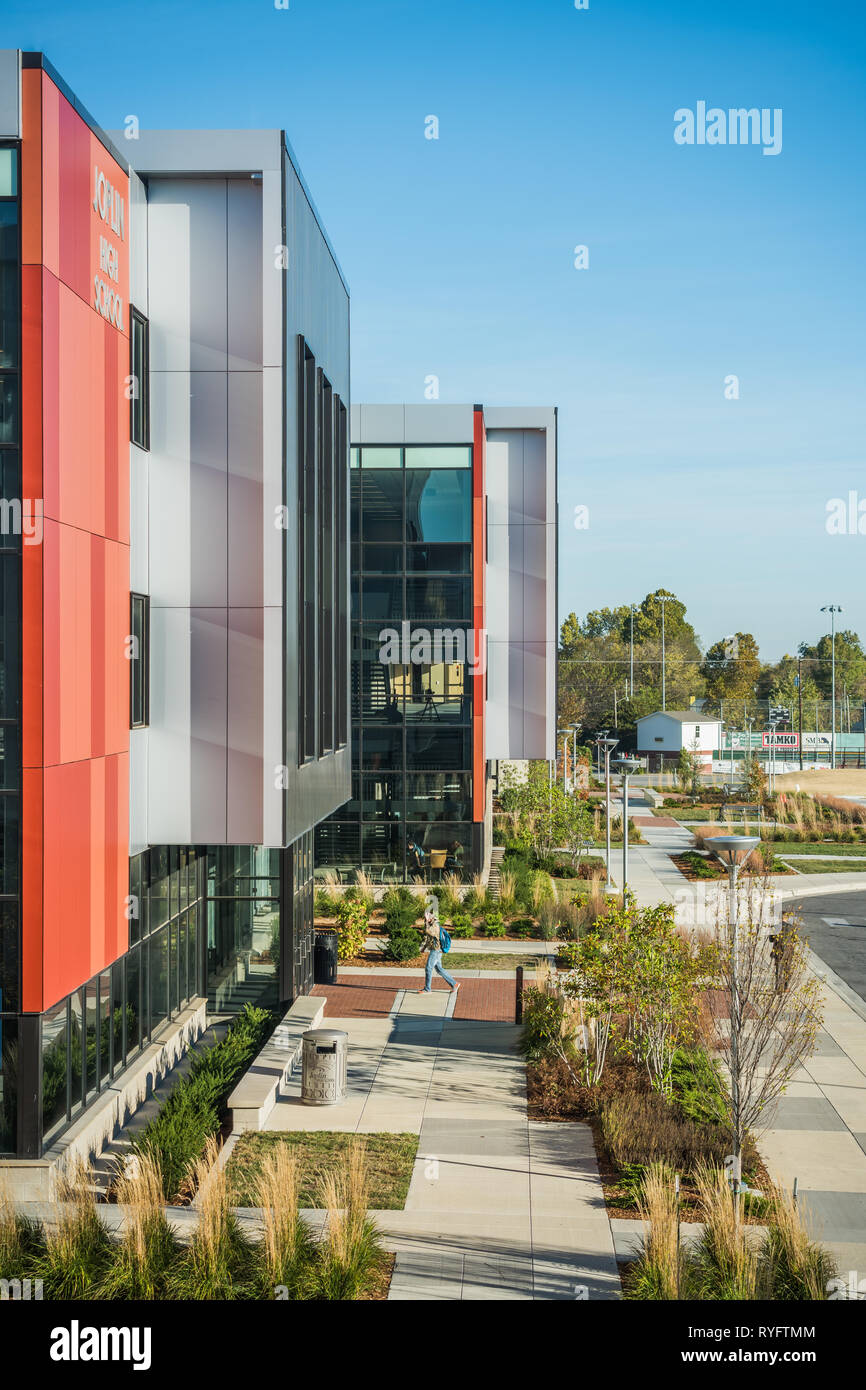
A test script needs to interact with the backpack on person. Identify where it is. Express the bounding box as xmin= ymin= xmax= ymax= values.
xmin=439 ymin=927 xmax=452 ymax=954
